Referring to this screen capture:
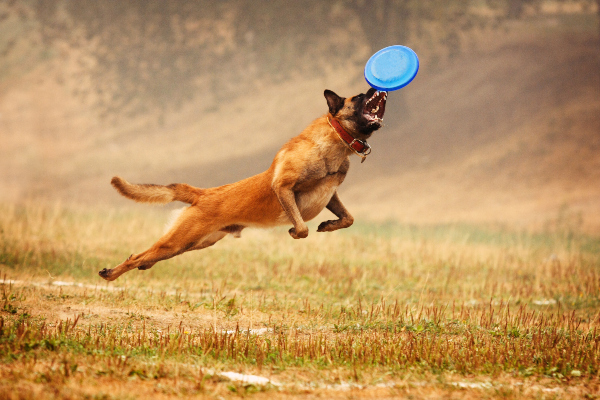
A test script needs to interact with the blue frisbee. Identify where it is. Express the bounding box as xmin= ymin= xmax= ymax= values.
xmin=364 ymin=45 xmax=419 ymax=91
